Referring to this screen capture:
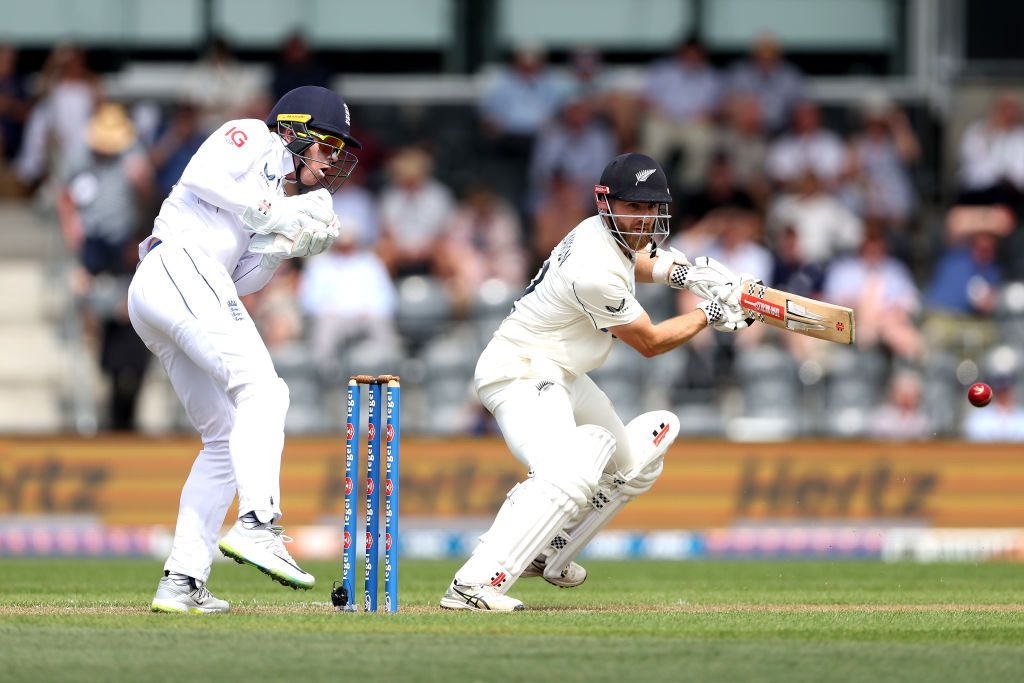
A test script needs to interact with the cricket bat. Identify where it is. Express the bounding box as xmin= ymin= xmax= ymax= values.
xmin=739 ymin=282 xmax=855 ymax=344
